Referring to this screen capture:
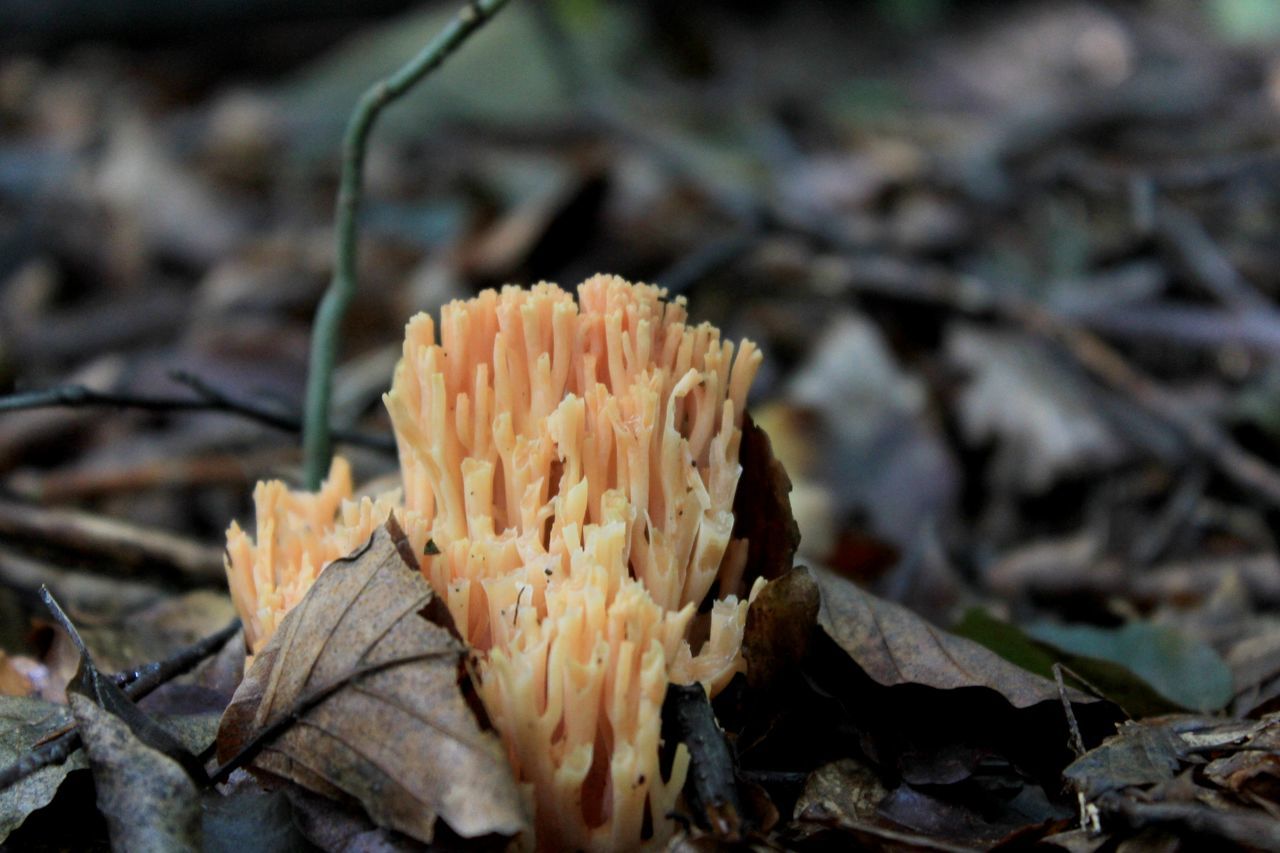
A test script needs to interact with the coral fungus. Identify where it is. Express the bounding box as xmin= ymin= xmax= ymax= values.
xmin=225 ymin=276 xmax=764 ymax=849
